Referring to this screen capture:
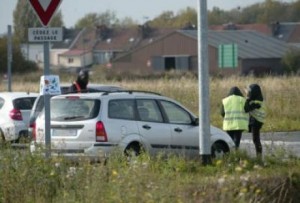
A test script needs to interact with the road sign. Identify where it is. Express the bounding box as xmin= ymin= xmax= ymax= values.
xmin=28 ymin=27 xmax=63 ymax=42
xmin=29 ymin=0 xmax=62 ymax=26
